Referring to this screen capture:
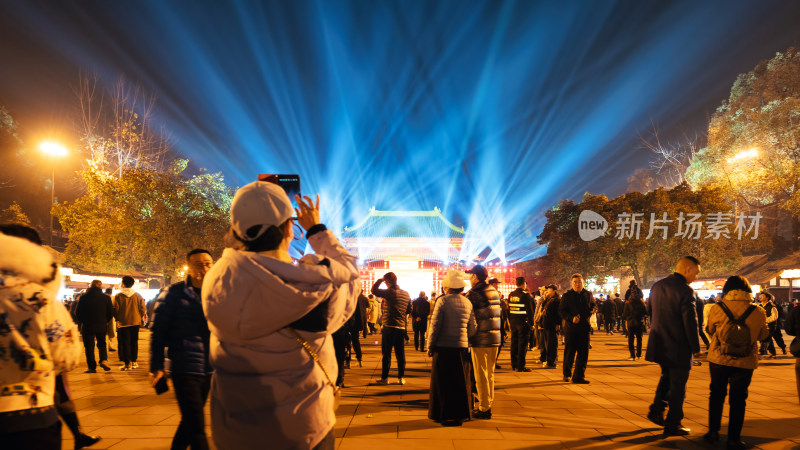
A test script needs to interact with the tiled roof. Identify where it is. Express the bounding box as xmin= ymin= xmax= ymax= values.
xmin=341 ymin=207 xmax=465 ymax=239
xmin=741 ymin=251 xmax=800 ymax=284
